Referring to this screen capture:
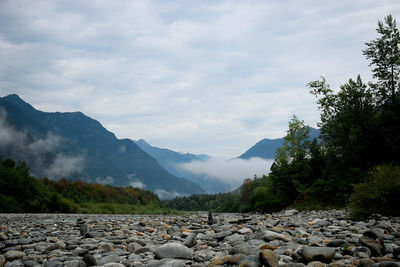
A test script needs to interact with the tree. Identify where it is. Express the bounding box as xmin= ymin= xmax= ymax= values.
xmin=363 ymin=14 xmax=400 ymax=105
xmin=309 ymin=75 xmax=380 ymax=172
